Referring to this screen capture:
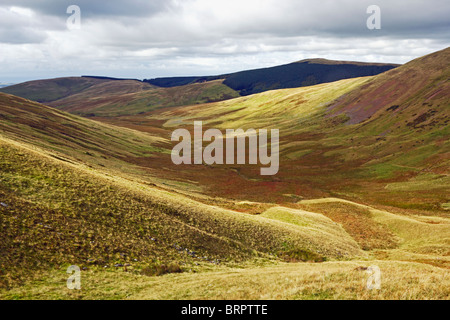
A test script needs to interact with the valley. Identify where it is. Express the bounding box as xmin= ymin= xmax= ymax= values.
xmin=0 ymin=48 xmax=448 ymax=300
